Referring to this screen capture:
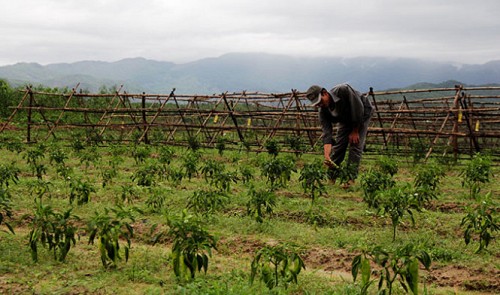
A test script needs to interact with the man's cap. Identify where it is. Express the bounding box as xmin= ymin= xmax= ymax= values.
xmin=305 ymin=85 xmax=323 ymax=107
